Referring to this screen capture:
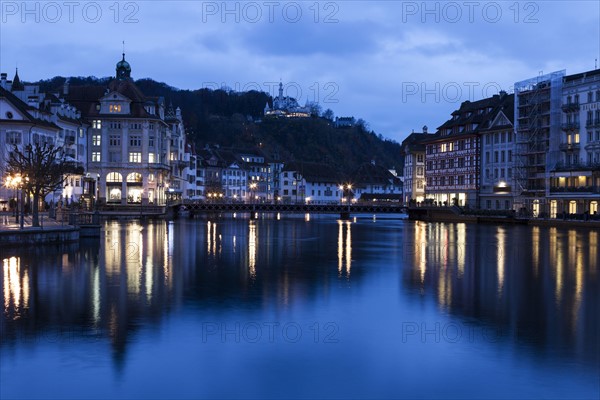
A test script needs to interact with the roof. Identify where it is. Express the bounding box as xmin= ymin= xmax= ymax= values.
xmin=352 ymin=162 xmax=399 ymax=185
xmin=400 ymin=132 xmax=431 ymax=153
xmin=283 ymin=161 xmax=342 ymax=184
xmin=426 ymin=92 xmax=514 ymax=144
xmin=0 ymin=86 xmax=61 ymax=130
xmin=66 ymin=78 xmax=164 ymax=120
xmin=564 ymin=68 xmax=600 ymax=83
